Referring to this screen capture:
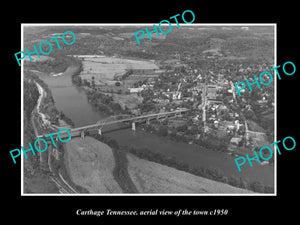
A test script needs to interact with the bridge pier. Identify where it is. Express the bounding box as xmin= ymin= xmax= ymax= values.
xmin=81 ymin=130 xmax=85 ymax=140
xmin=132 ymin=122 xmax=136 ymax=131
xmin=68 ymin=109 xmax=189 ymax=135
